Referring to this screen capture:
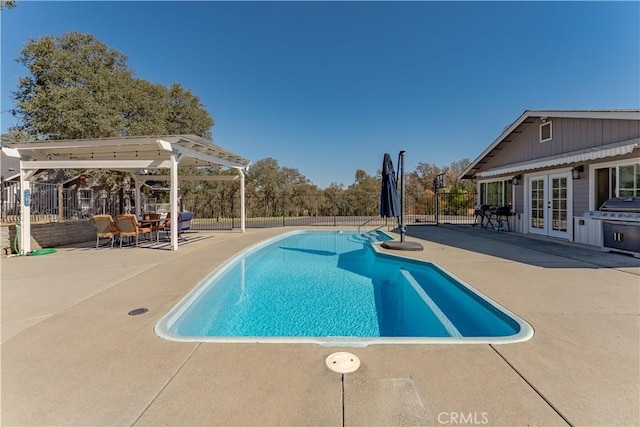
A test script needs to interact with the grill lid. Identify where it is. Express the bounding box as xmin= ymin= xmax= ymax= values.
xmin=599 ymin=197 xmax=640 ymax=212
